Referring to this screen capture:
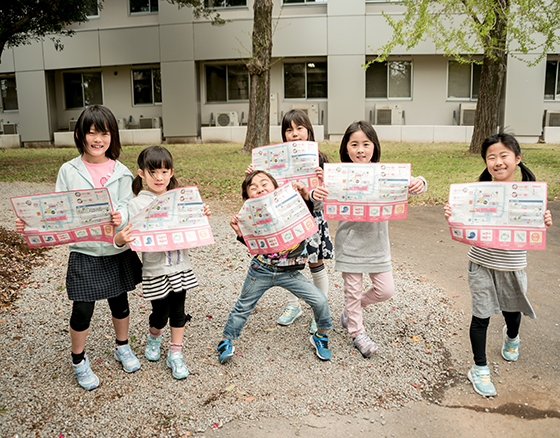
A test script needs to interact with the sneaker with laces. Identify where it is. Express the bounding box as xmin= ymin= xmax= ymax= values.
xmin=145 ymin=333 xmax=162 ymax=361
xmin=114 ymin=344 xmax=141 ymax=373
xmin=310 ymin=332 xmax=331 ymax=361
xmin=502 ymin=325 xmax=520 ymax=361
xmin=309 ymin=316 xmax=317 ymax=334
xmin=217 ymin=339 xmax=235 ymax=364
xmin=339 ymin=308 xmax=348 ymax=329
xmin=72 ymin=355 xmax=99 ymax=390
xmin=353 ymin=333 xmax=378 ymax=358
xmin=166 ymin=351 xmax=189 ymax=379
xmin=277 ymin=304 xmax=303 ymax=326
xmin=467 ymin=365 xmax=497 ymax=397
